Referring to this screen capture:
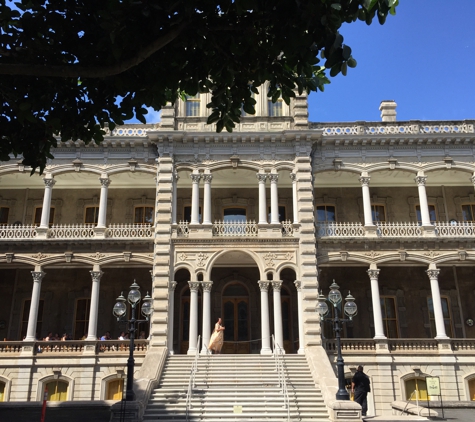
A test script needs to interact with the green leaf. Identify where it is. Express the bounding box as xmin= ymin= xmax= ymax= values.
xmin=341 ymin=62 xmax=347 ymax=76
xmin=347 ymin=57 xmax=357 ymax=68
xmin=331 ymin=3 xmax=341 ymax=11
